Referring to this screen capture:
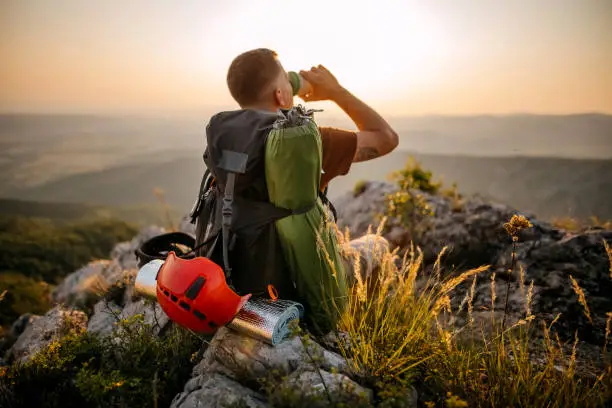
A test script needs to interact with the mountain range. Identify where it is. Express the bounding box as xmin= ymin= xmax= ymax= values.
xmin=1 ymin=113 xmax=610 ymax=221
